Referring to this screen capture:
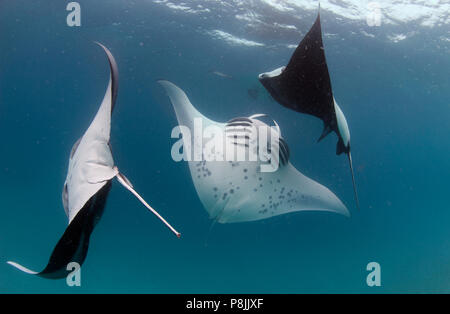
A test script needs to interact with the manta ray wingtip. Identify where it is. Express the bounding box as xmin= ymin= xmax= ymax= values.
xmin=343 ymin=208 xmax=351 ymax=218
xmin=334 ymin=199 xmax=351 ymax=218
xmin=156 ymin=79 xmax=172 ymax=86
xmin=316 ymin=5 xmax=322 ymax=23
xmin=93 ymin=41 xmax=106 ymax=49
xmin=7 ymin=261 xmax=40 ymax=275
xmin=317 ymin=124 xmax=332 ymax=142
